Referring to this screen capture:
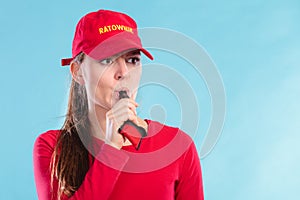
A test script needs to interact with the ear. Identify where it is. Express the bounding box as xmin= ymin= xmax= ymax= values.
xmin=70 ymin=61 xmax=85 ymax=85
